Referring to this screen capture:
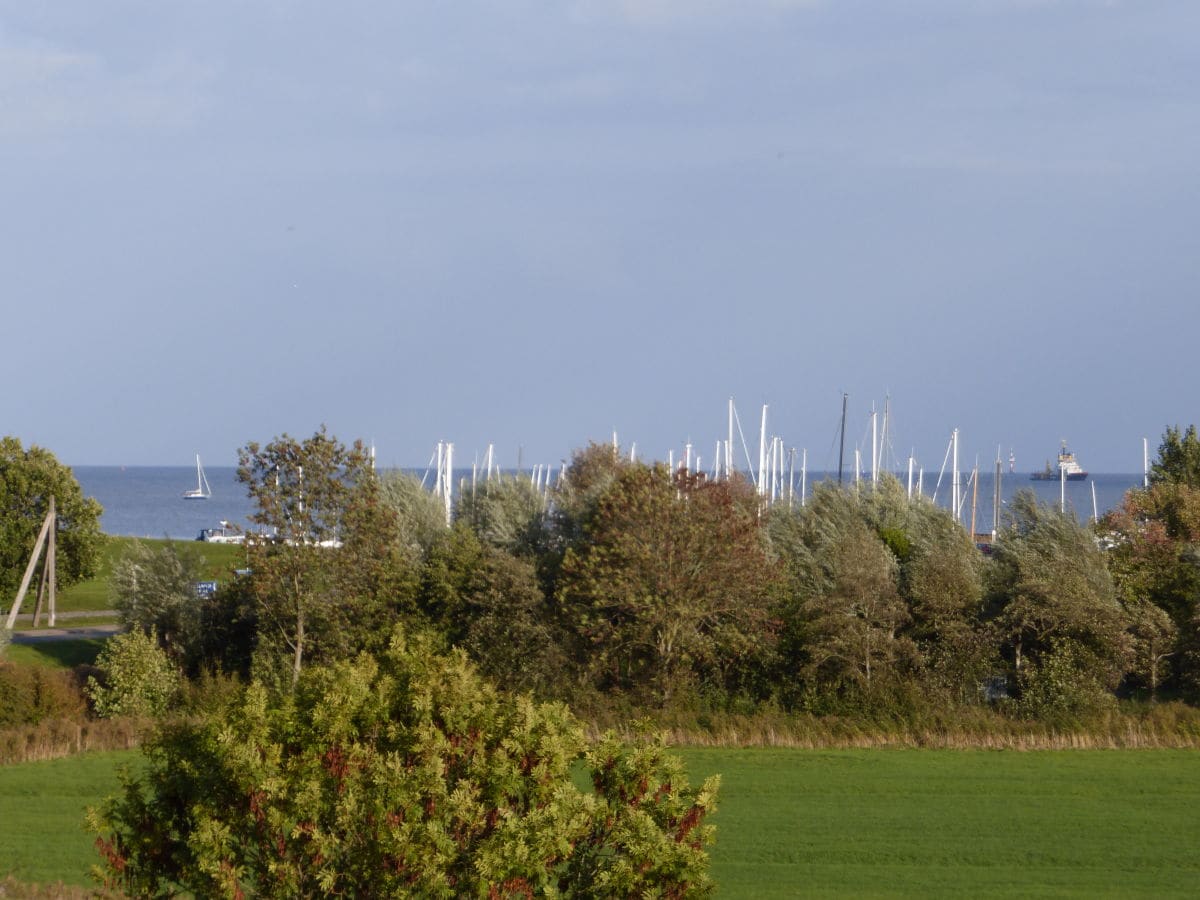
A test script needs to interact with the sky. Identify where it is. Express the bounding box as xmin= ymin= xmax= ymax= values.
xmin=2 ymin=0 xmax=1198 ymax=473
